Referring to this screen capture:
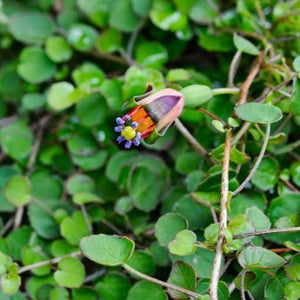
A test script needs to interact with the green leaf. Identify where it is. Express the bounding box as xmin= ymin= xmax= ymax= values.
xmin=127 ymin=251 xmax=156 ymax=277
xmin=50 ymin=287 xmax=69 ymax=300
xmin=66 ymin=174 xmax=95 ymax=196
xmin=181 ymin=85 xmax=213 ymax=108
xmin=3 ymin=176 xmax=31 ymax=207
xmin=0 ymin=252 xmax=12 ymax=275
xmin=167 ymin=261 xmax=196 ymax=299
xmin=290 ymin=161 xmax=300 ymax=187
xmin=45 ymin=36 xmax=72 ymax=63
xmin=155 ymin=213 xmax=188 ymax=246
xmin=131 ymin=0 xmax=152 ymax=16
xmin=48 ymin=82 xmax=76 ymax=110
xmin=9 ymin=12 xmax=55 ymax=44
xmin=22 ymin=93 xmax=46 ymax=111
xmin=175 ymin=152 xmax=202 ymax=174
xmin=1 ymin=274 xmax=21 ymax=295
xmin=67 ymin=23 xmax=98 ymax=51
xmin=196 ymin=279 xmax=229 ymax=300
xmin=60 ymin=211 xmax=89 ymax=245
xmin=0 ymin=122 xmax=33 ymax=160
xmin=204 ymin=223 xmax=219 ymax=245
xmin=189 ymin=1 xmax=216 ymax=22
xmin=110 ymin=0 xmax=140 ymax=33
xmin=18 ymin=47 xmax=56 ymax=84
xmin=235 ymin=103 xmax=282 ymax=123
xmin=284 ymin=282 xmax=300 ymax=300
xmin=210 ymin=144 xmax=250 ymax=164
xmin=77 ymin=0 xmax=110 ymax=27
xmin=80 ymin=234 xmax=135 ymax=266
xmin=293 ymin=56 xmax=300 ymax=73
xmin=246 ymin=207 xmax=271 ymax=231
xmin=96 ymin=273 xmax=131 ymax=300
xmin=233 ymin=34 xmax=259 ymax=55
xmin=54 ymin=257 xmax=85 ymax=288
xmin=166 ymin=69 xmax=190 ymax=82
xmin=238 ymin=247 xmax=286 ymax=269
xmin=265 ymin=278 xmax=284 ymax=300
xmin=72 ymin=192 xmax=102 ymax=205
xmin=127 ymin=281 xmax=167 ymax=300
xmin=128 ymin=166 xmax=163 ymax=212
xmin=191 ymin=192 xmax=220 ymax=206
xmin=291 ymin=78 xmax=300 ymax=115
xmin=96 ymin=28 xmax=122 ymax=53
xmin=171 ymin=247 xmax=220 ymax=278
xmin=251 ymin=157 xmax=279 ymax=191
xmin=168 ymin=230 xmax=197 ymax=256
xmin=135 ymin=42 xmax=168 ymax=69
